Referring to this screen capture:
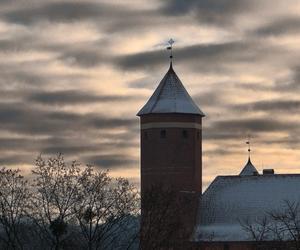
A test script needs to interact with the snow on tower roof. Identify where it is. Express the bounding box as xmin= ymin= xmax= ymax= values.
xmin=239 ymin=157 xmax=258 ymax=176
xmin=137 ymin=63 xmax=204 ymax=116
xmin=195 ymin=174 xmax=300 ymax=242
